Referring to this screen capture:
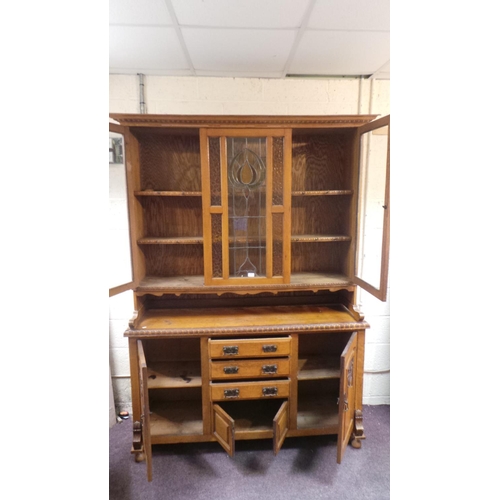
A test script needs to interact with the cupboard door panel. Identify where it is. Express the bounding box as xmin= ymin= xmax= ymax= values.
xmin=353 ymin=115 xmax=390 ymax=301
xmin=138 ymin=340 xmax=153 ymax=481
xmin=213 ymin=404 xmax=235 ymax=457
xmin=273 ymin=401 xmax=289 ymax=455
xmin=337 ymin=332 xmax=357 ymax=464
